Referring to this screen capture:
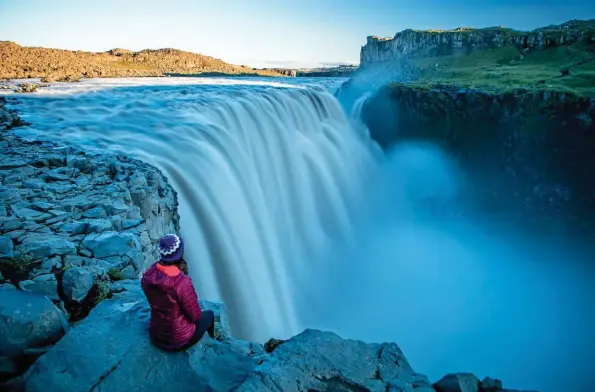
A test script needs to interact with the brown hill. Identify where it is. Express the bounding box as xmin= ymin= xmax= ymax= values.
xmin=0 ymin=41 xmax=282 ymax=79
